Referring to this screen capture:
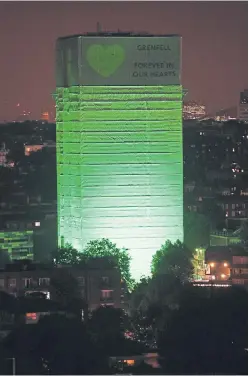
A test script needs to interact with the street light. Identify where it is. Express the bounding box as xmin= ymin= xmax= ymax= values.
xmin=7 ymin=358 xmax=16 ymax=376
